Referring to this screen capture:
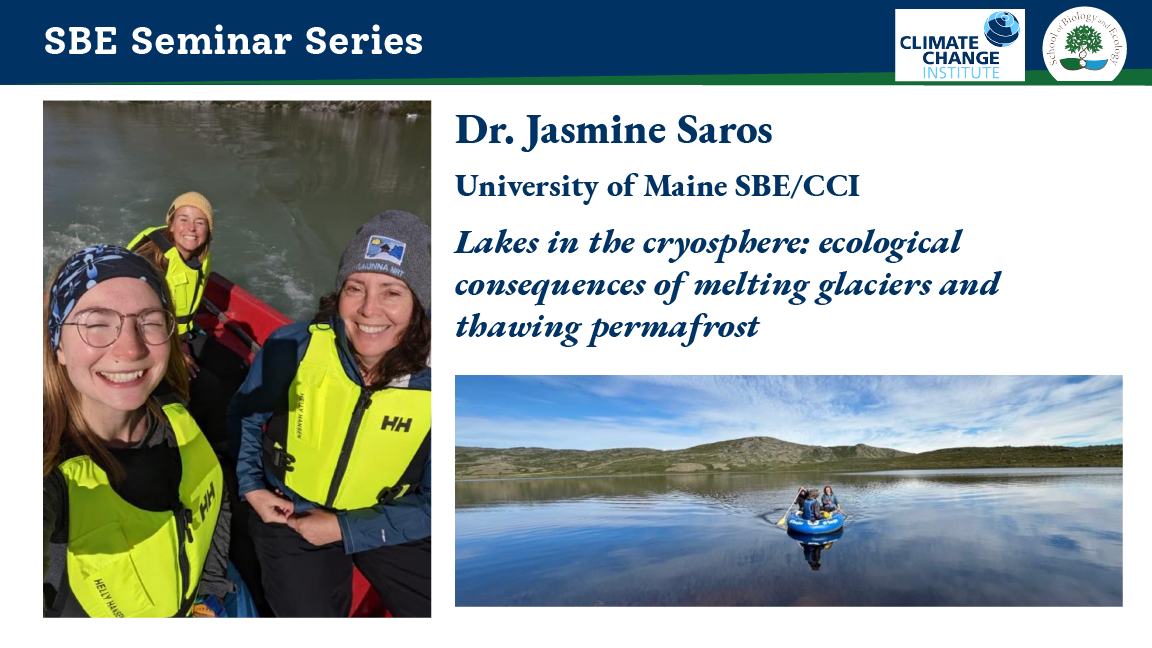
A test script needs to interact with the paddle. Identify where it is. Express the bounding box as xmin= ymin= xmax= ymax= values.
xmin=775 ymin=488 xmax=802 ymax=527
